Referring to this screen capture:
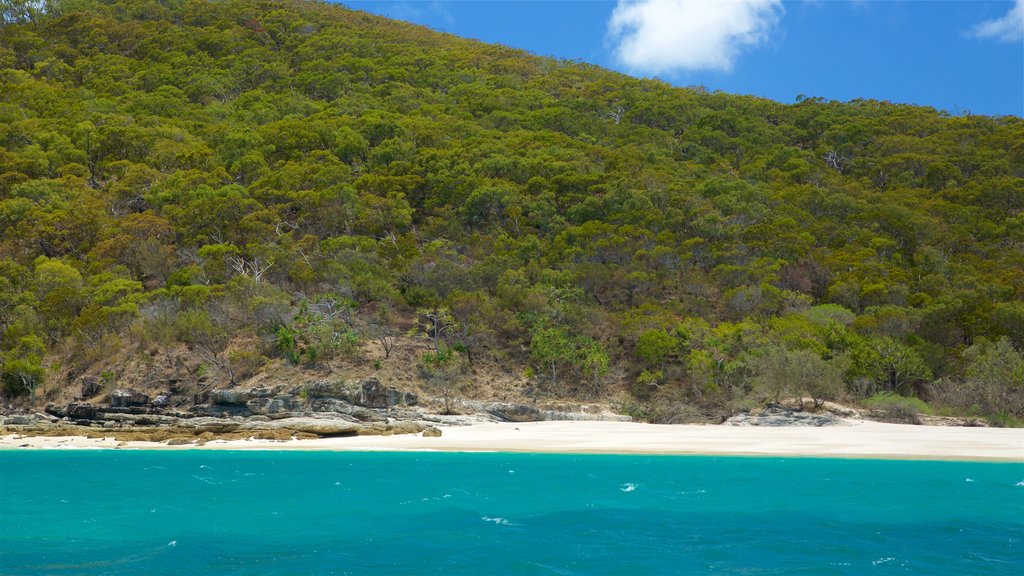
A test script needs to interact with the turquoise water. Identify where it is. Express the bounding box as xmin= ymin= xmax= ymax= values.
xmin=0 ymin=451 xmax=1021 ymax=575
